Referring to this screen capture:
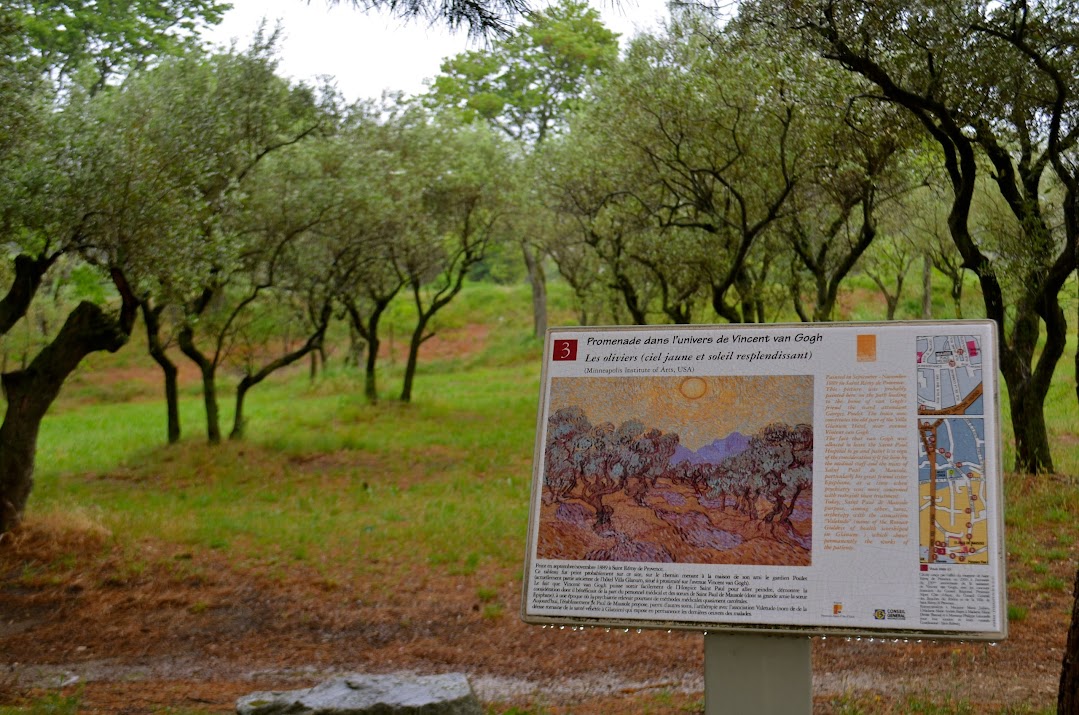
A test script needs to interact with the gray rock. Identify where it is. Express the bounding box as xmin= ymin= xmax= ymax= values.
xmin=236 ymin=673 xmax=483 ymax=715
